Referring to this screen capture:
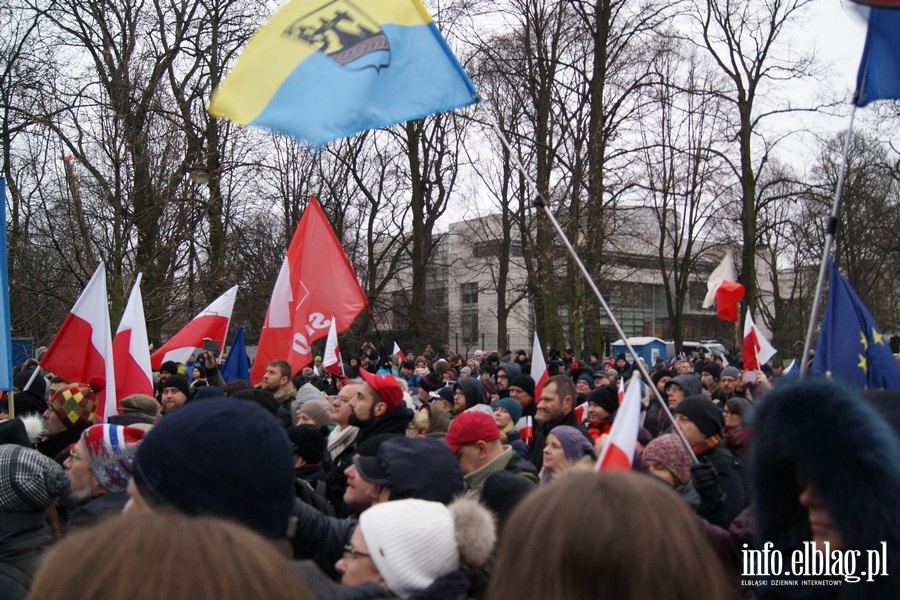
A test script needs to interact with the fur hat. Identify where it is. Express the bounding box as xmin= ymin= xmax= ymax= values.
xmin=298 ymin=399 xmax=333 ymax=428
xmin=0 ymin=444 xmax=70 ymax=512
xmin=509 ymin=374 xmax=535 ymax=399
xmin=131 ymin=398 xmax=294 ymax=539
xmin=359 ymin=497 xmax=495 ymax=599
xmin=81 ymin=424 xmax=146 ymax=493
xmin=49 ymin=379 xmax=104 ymax=428
xmin=492 ymin=398 xmax=523 ymax=425
xmin=643 ymin=434 xmax=692 ymax=486
xmin=549 ymin=425 xmax=595 ymax=461
xmin=354 ymin=436 xmax=463 ymax=504
xmin=672 ymin=395 xmax=723 ymax=437
xmin=287 ymin=424 xmax=326 ymax=465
